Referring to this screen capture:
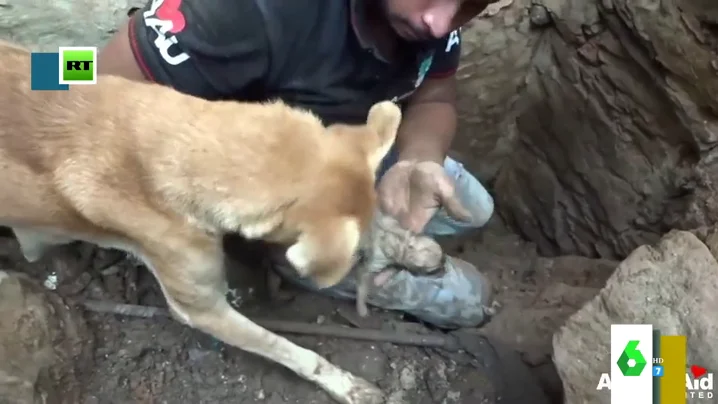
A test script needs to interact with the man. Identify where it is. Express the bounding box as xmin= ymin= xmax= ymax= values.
xmin=99 ymin=0 xmax=496 ymax=328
